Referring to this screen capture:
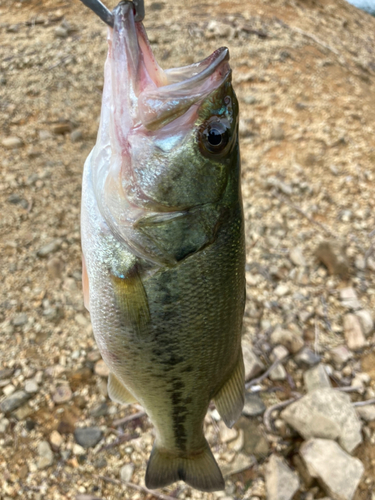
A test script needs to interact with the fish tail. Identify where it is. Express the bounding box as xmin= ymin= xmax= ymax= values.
xmin=145 ymin=440 xmax=225 ymax=492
